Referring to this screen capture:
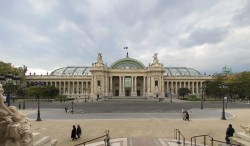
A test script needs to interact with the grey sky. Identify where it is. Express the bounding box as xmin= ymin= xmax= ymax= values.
xmin=0 ymin=0 xmax=249 ymax=76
